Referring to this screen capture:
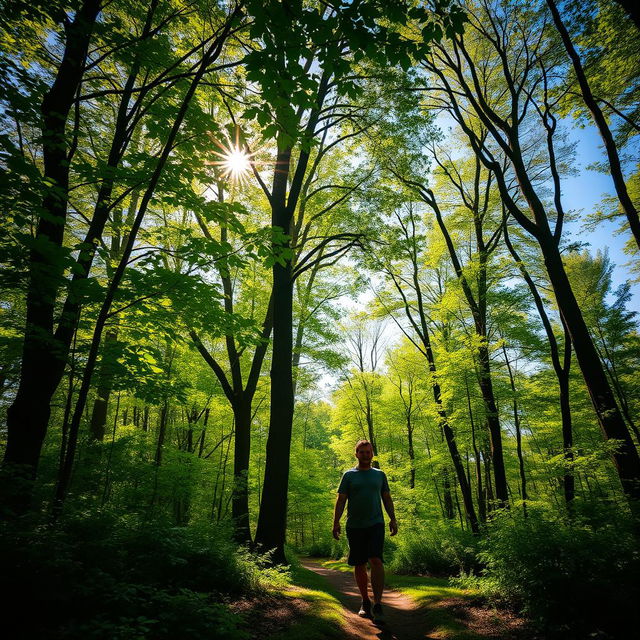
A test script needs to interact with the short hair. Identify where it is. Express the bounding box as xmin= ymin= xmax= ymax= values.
xmin=355 ymin=439 xmax=373 ymax=453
